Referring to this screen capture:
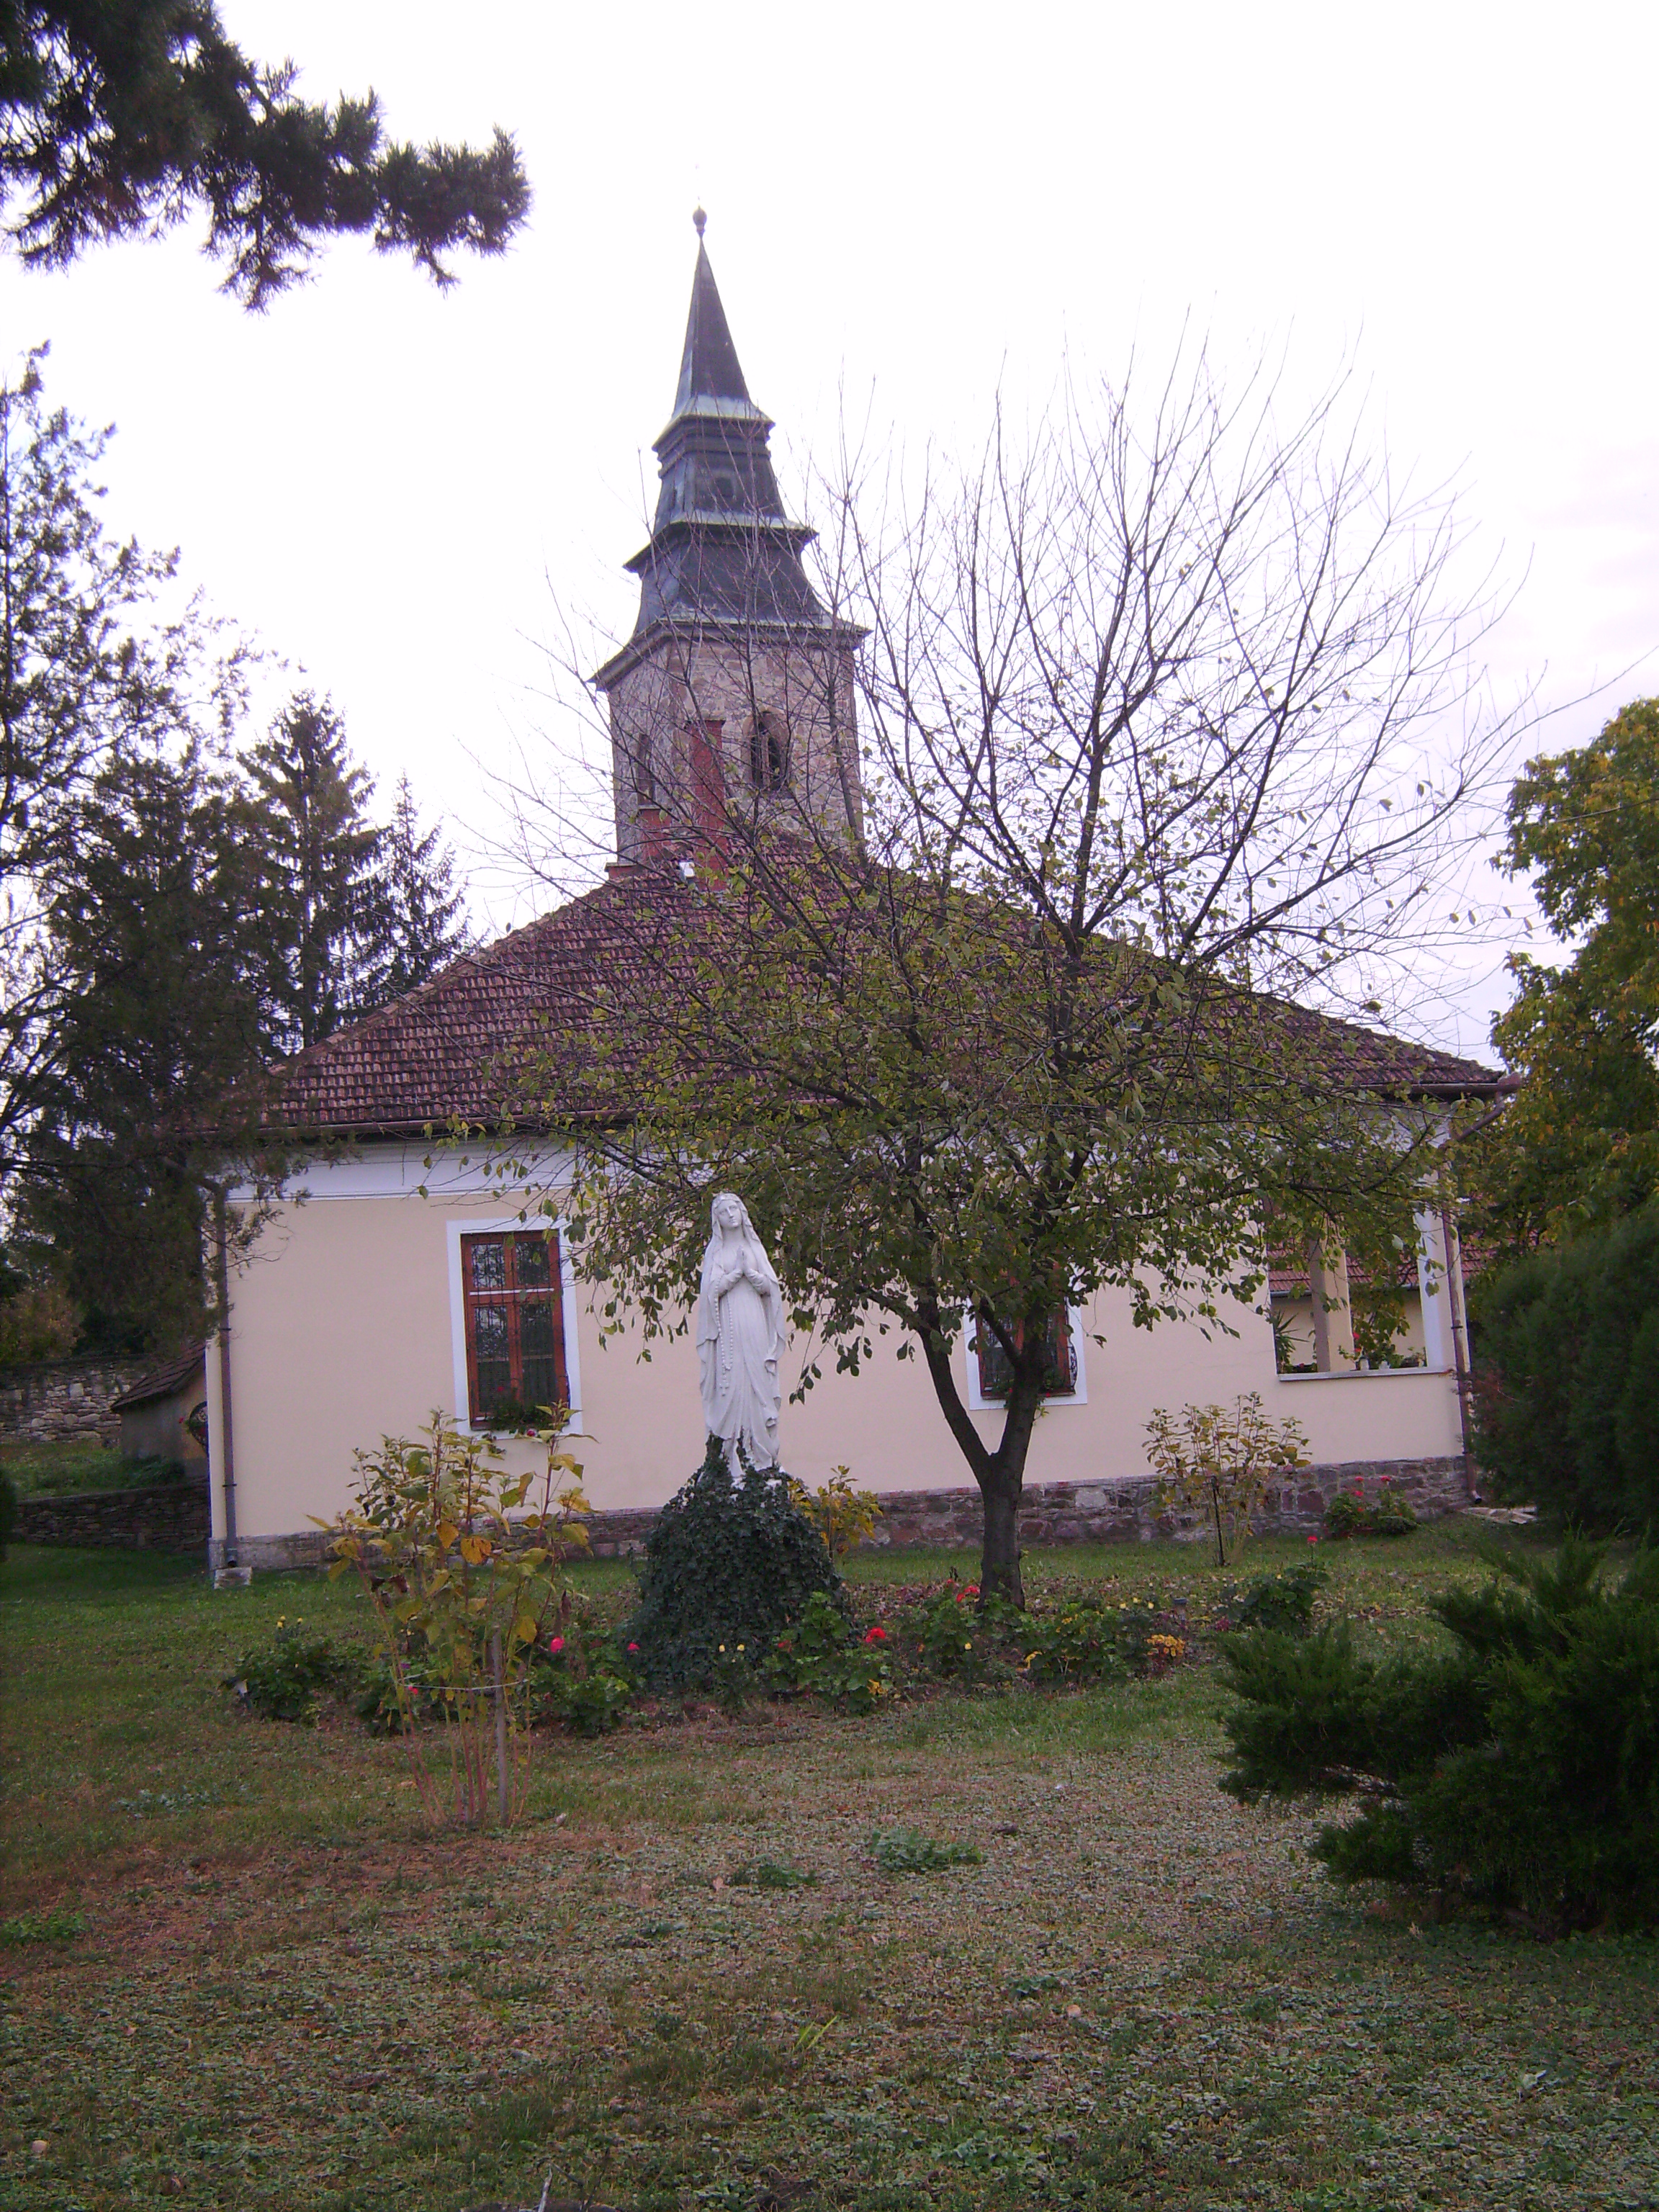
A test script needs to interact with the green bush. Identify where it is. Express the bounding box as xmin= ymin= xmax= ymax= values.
xmin=1473 ymin=1202 xmax=1659 ymax=1531
xmin=762 ymin=1589 xmax=896 ymax=1712
xmin=871 ymin=1827 xmax=982 ymax=1874
xmin=1323 ymin=1484 xmax=1418 ymax=1540
xmin=1214 ymin=1561 xmax=1327 ymax=1635
xmin=0 ymin=1467 xmax=15 ymax=1560
xmin=891 ymin=1583 xmax=1175 ymax=1686
xmin=354 ymin=1650 xmax=414 ymax=1735
xmin=1018 ymin=1596 xmax=1141 ymax=1683
xmin=624 ymin=1439 xmax=841 ymax=1692
xmin=523 ymin=1610 xmax=640 ymax=1735
xmin=228 ymin=1617 xmax=362 ymax=1725
xmin=1218 ymin=1540 xmax=1659 ymax=1932
xmin=730 ymin=1858 xmax=817 ymax=1889
xmin=894 ymin=1583 xmax=1019 ymax=1684
xmin=0 ymin=1905 xmax=85 ymax=1946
